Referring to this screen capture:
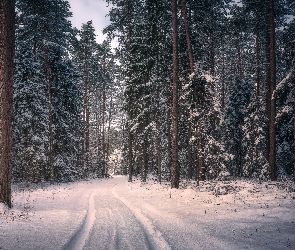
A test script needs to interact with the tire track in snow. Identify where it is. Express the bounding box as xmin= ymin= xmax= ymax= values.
xmin=63 ymin=189 xmax=96 ymax=250
xmin=111 ymin=185 xmax=171 ymax=250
